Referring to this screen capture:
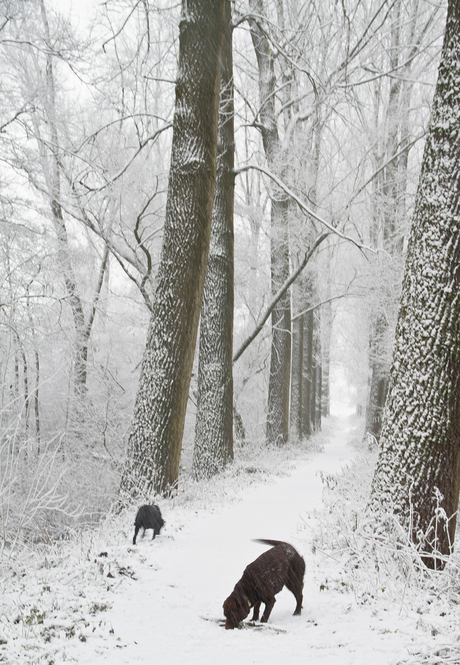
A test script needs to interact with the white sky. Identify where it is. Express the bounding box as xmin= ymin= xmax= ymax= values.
xmin=48 ymin=0 xmax=97 ymax=26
